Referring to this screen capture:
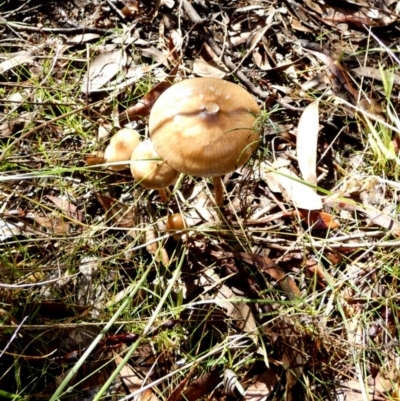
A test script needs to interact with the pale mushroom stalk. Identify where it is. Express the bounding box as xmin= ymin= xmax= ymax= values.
xmin=213 ymin=176 xmax=224 ymax=207
xmin=158 ymin=188 xmax=168 ymax=202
